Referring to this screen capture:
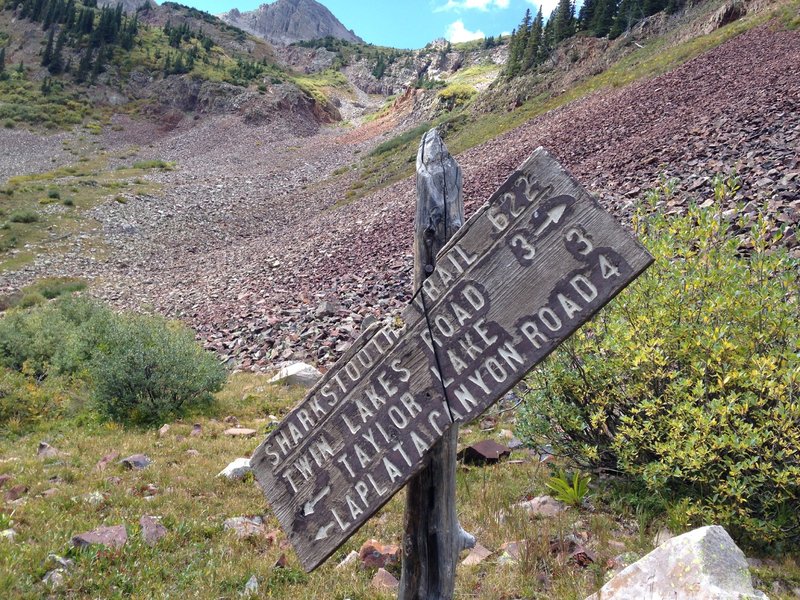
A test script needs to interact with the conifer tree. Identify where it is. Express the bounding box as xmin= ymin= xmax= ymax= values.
xmin=48 ymin=27 xmax=66 ymax=74
xmin=41 ymin=25 xmax=55 ymax=66
xmin=90 ymin=43 xmax=106 ymax=83
xmin=75 ymin=45 xmax=92 ymax=83
xmin=553 ymin=0 xmax=575 ymax=44
xmin=0 ymin=48 xmax=5 ymax=74
xmin=521 ymin=7 xmax=544 ymax=72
